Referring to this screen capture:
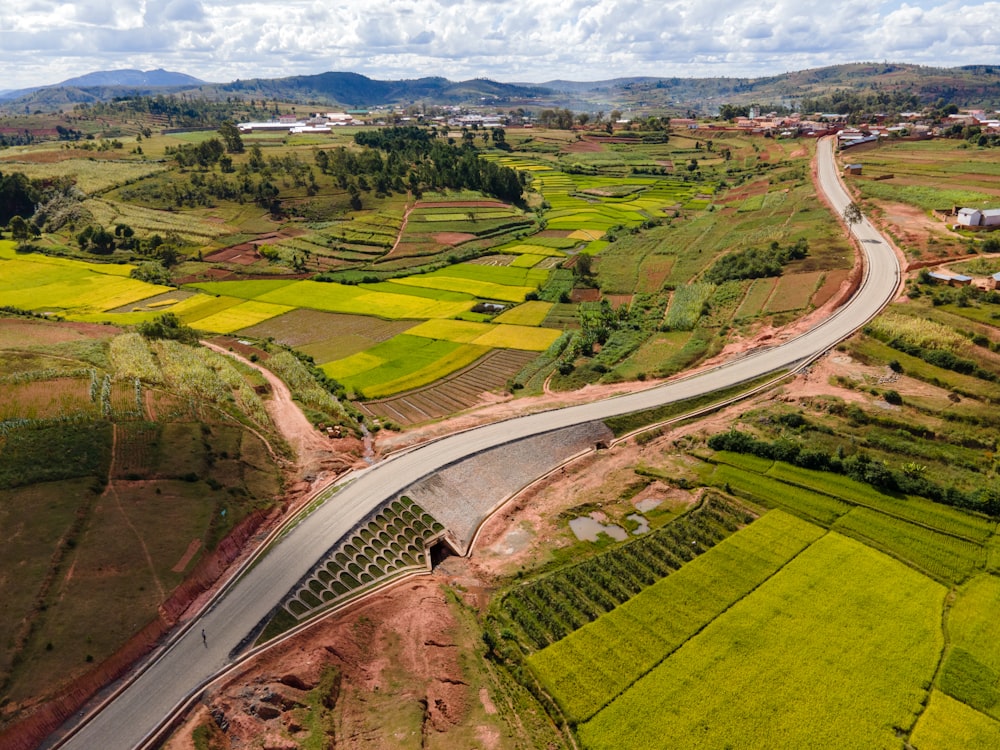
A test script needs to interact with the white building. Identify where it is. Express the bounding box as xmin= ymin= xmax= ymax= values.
xmin=956 ymin=208 xmax=1000 ymax=227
